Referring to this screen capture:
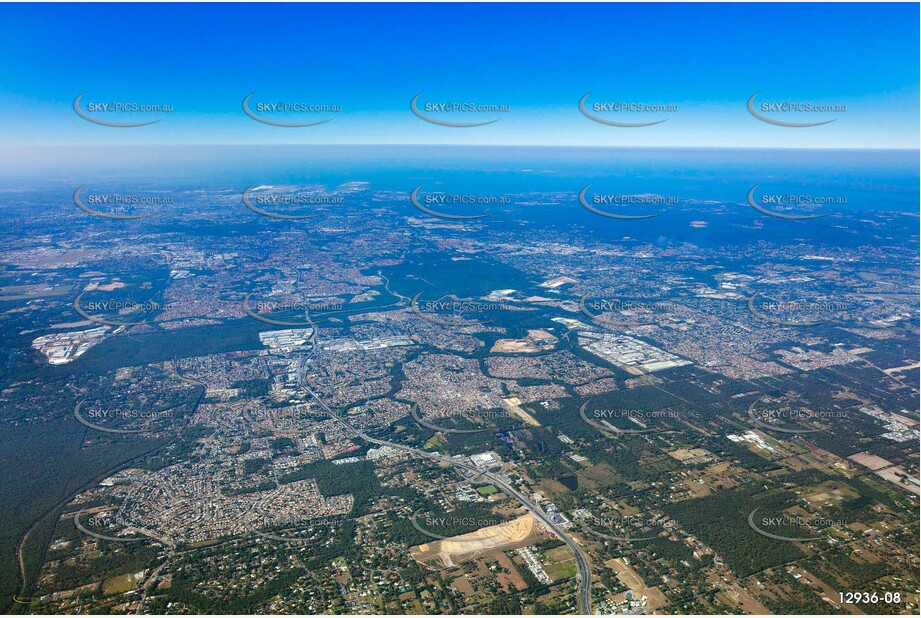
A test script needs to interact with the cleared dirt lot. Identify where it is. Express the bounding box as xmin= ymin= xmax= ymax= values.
xmin=605 ymin=557 xmax=667 ymax=610
xmin=410 ymin=514 xmax=544 ymax=567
